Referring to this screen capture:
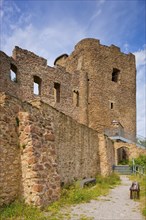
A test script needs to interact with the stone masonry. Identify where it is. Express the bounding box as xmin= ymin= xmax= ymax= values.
xmin=0 ymin=38 xmax=145 ymax=207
